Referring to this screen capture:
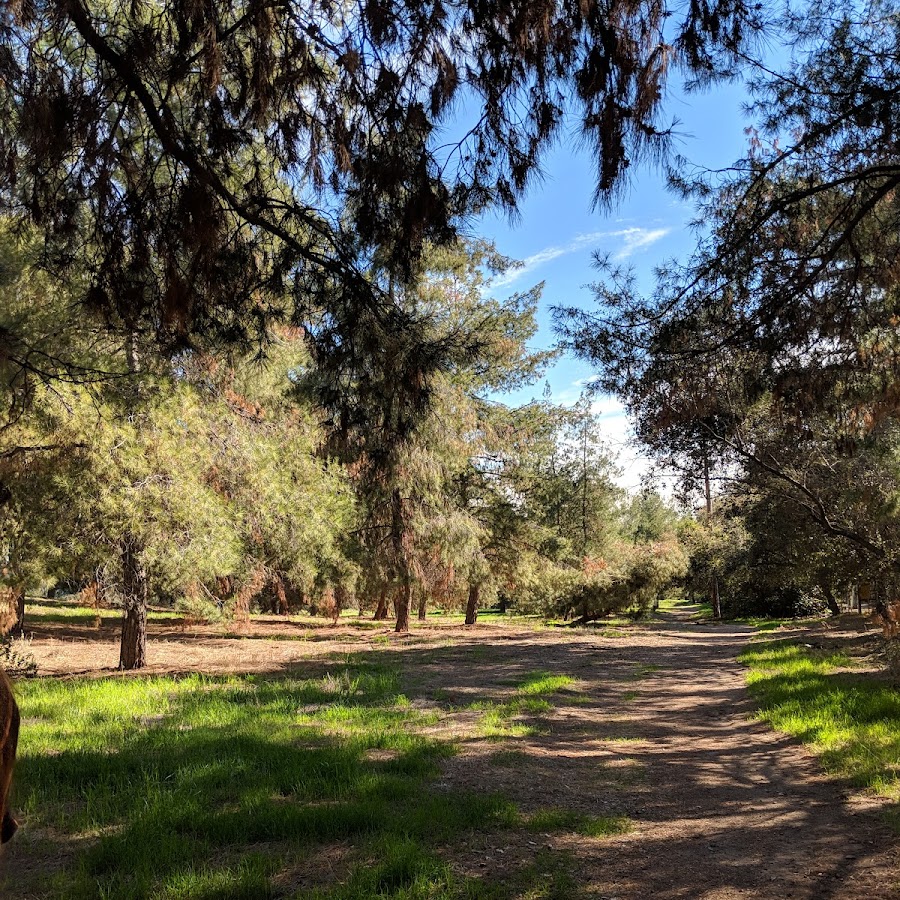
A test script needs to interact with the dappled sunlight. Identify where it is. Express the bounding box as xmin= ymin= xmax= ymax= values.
xmin=4 ymin=603 xmax=898 ymax=898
